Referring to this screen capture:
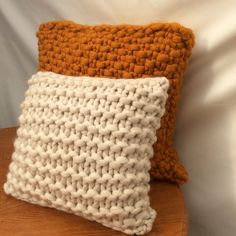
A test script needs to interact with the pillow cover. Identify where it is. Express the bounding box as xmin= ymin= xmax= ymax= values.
xmin=37 ymin=20 xmax=194 ymax=184
xmin=4 ymin=72 xmax=169 ymax=235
